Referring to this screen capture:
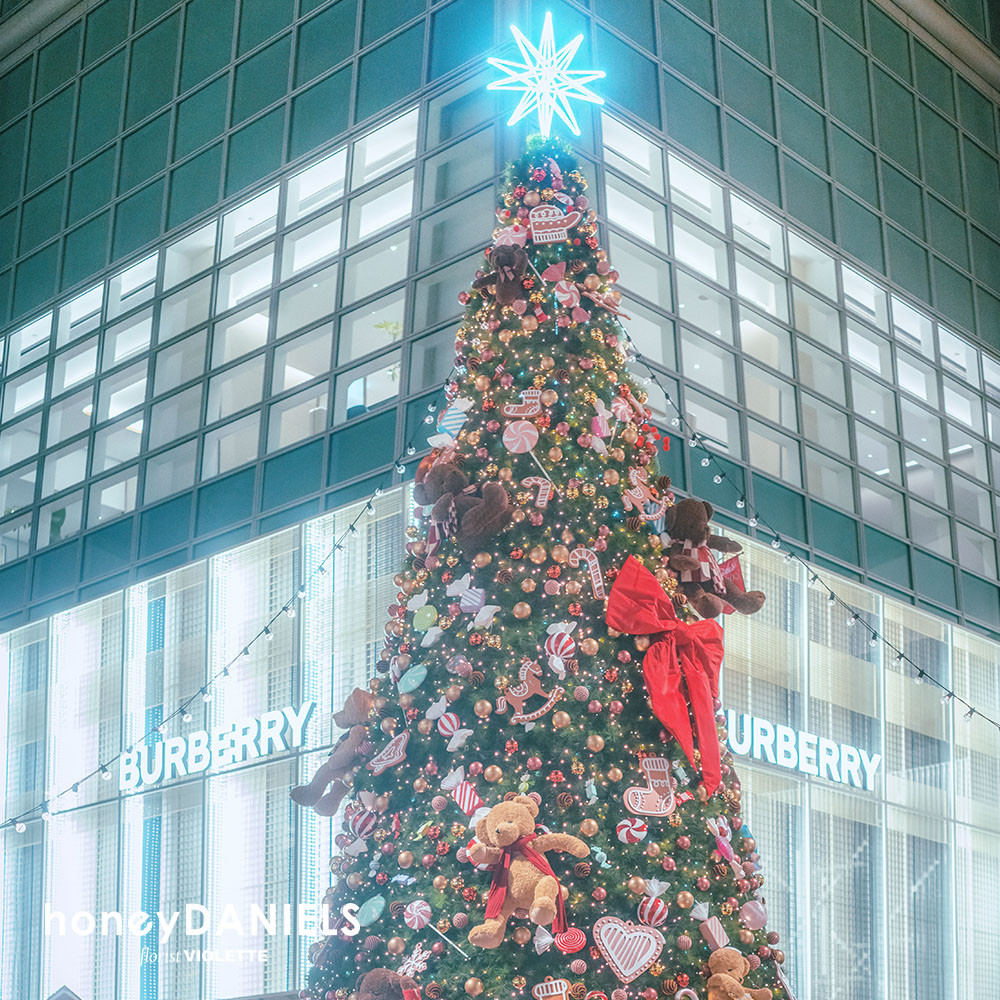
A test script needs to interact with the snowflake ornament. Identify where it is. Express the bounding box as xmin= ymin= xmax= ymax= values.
xmin=398 ymin=944 xmax=432 ymax=978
